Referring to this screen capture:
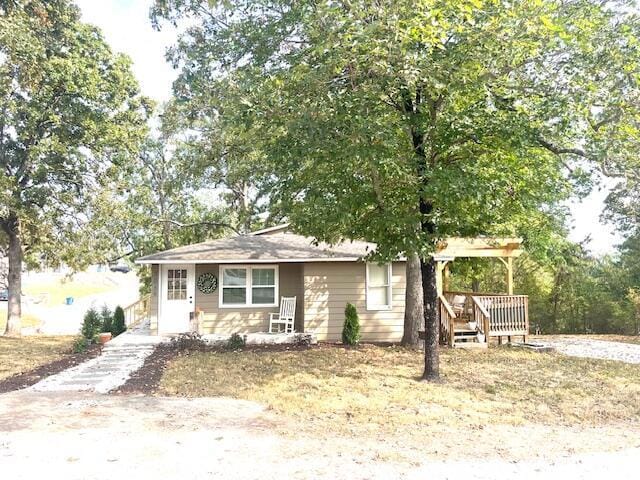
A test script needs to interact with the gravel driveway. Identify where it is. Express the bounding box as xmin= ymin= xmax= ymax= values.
xmin=541 ymin=337 xmax=640 ymax=364
xmin=1 ymin=390 xmax=639 ymax=480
